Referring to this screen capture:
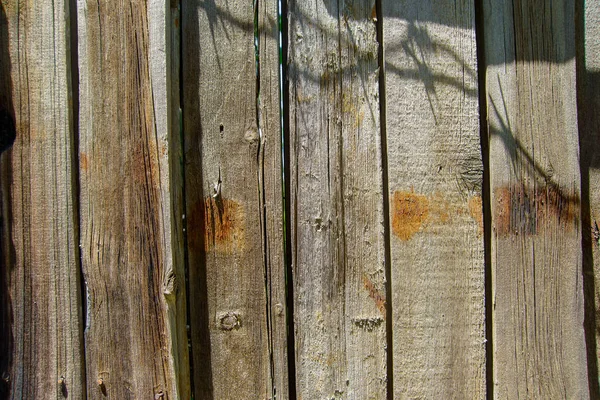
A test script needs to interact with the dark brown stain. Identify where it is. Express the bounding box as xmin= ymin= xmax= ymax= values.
xmin=392 ymin=190 xmax=429 ymax=241
xmin=188 ymin=196 xmax=245 ymax=253
xmin=494 ymin=184 xmax=579 ymax=236
xmin=363 ymin=275 xmax=386 ymax=319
